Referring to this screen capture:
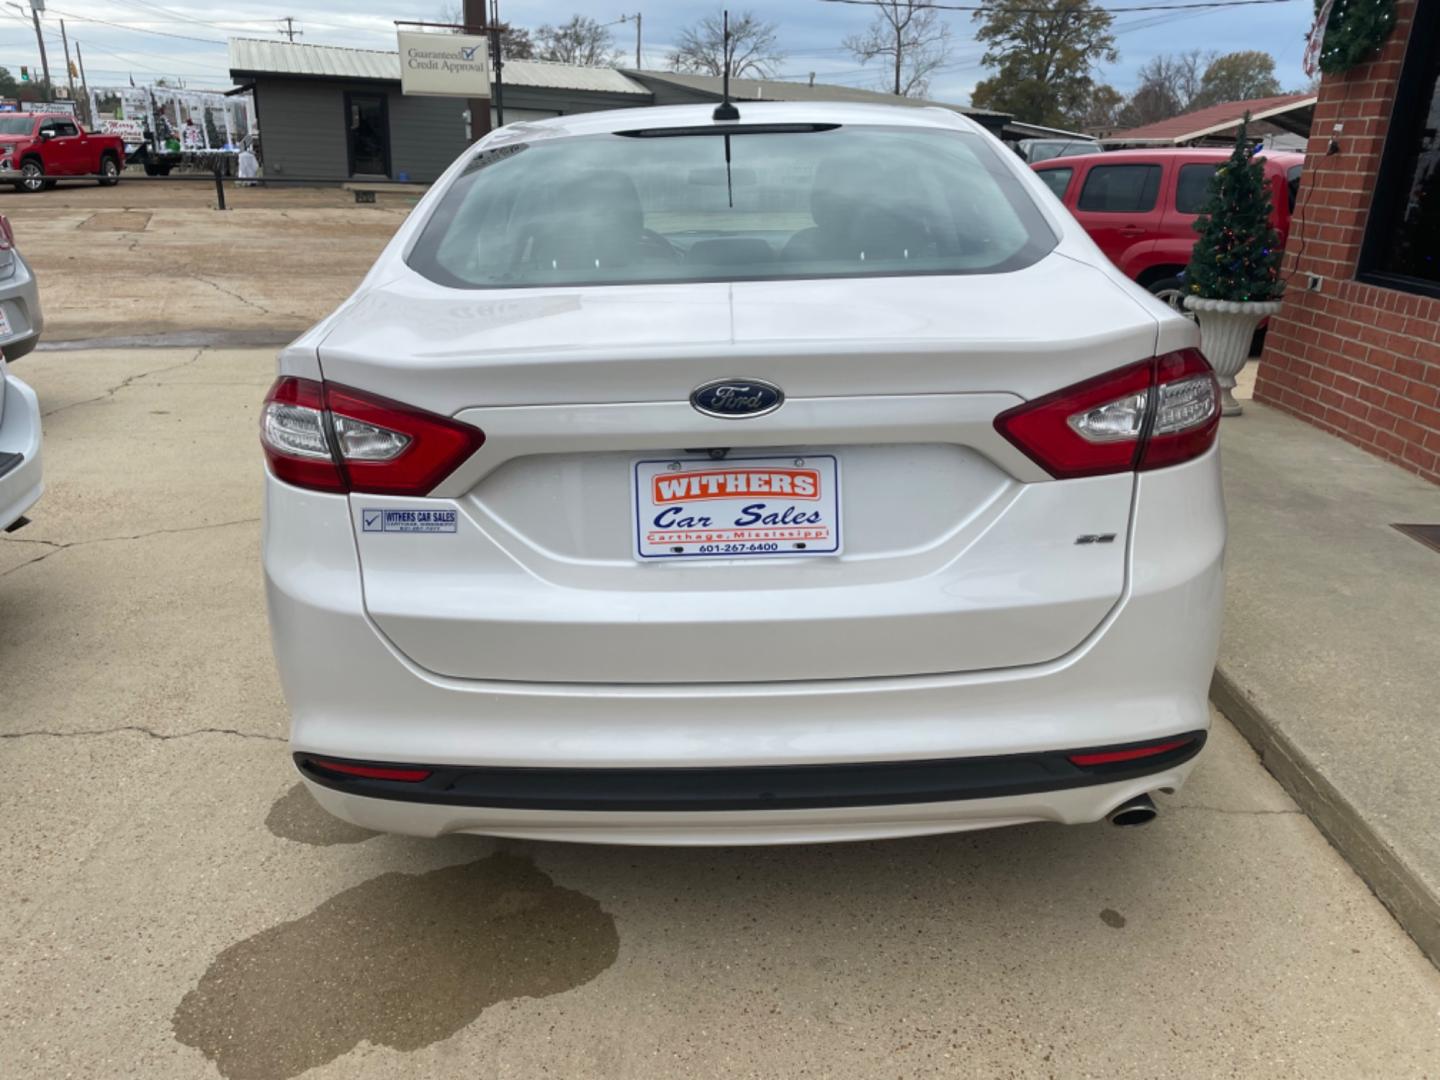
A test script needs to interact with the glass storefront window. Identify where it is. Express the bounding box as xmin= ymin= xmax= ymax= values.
xmin=1361 ymin=5 xmax=1440 ymax=298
